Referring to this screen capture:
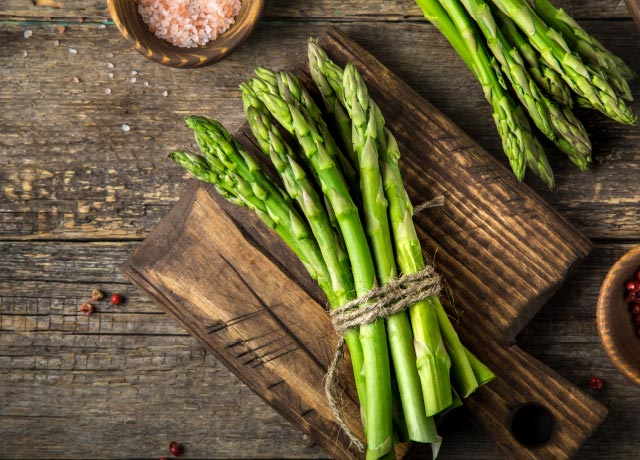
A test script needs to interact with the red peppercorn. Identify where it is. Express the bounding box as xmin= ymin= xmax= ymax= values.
xmin=79 ymin=303 xmax=94 ymax=316
xmin=631 ymin=305 xmax=640 ymax=316
xmin=626 ymin=280 xmax=640 ymax=291
xmin=626 ymin=290 xmax=639 ymax=302
xmin=110 ymin=293 xmax=124 ymax=305
xmin=589 ymin=376 xmax=604 ymax=391
xmin=169 ymin=441 xmax=183 ymax=456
